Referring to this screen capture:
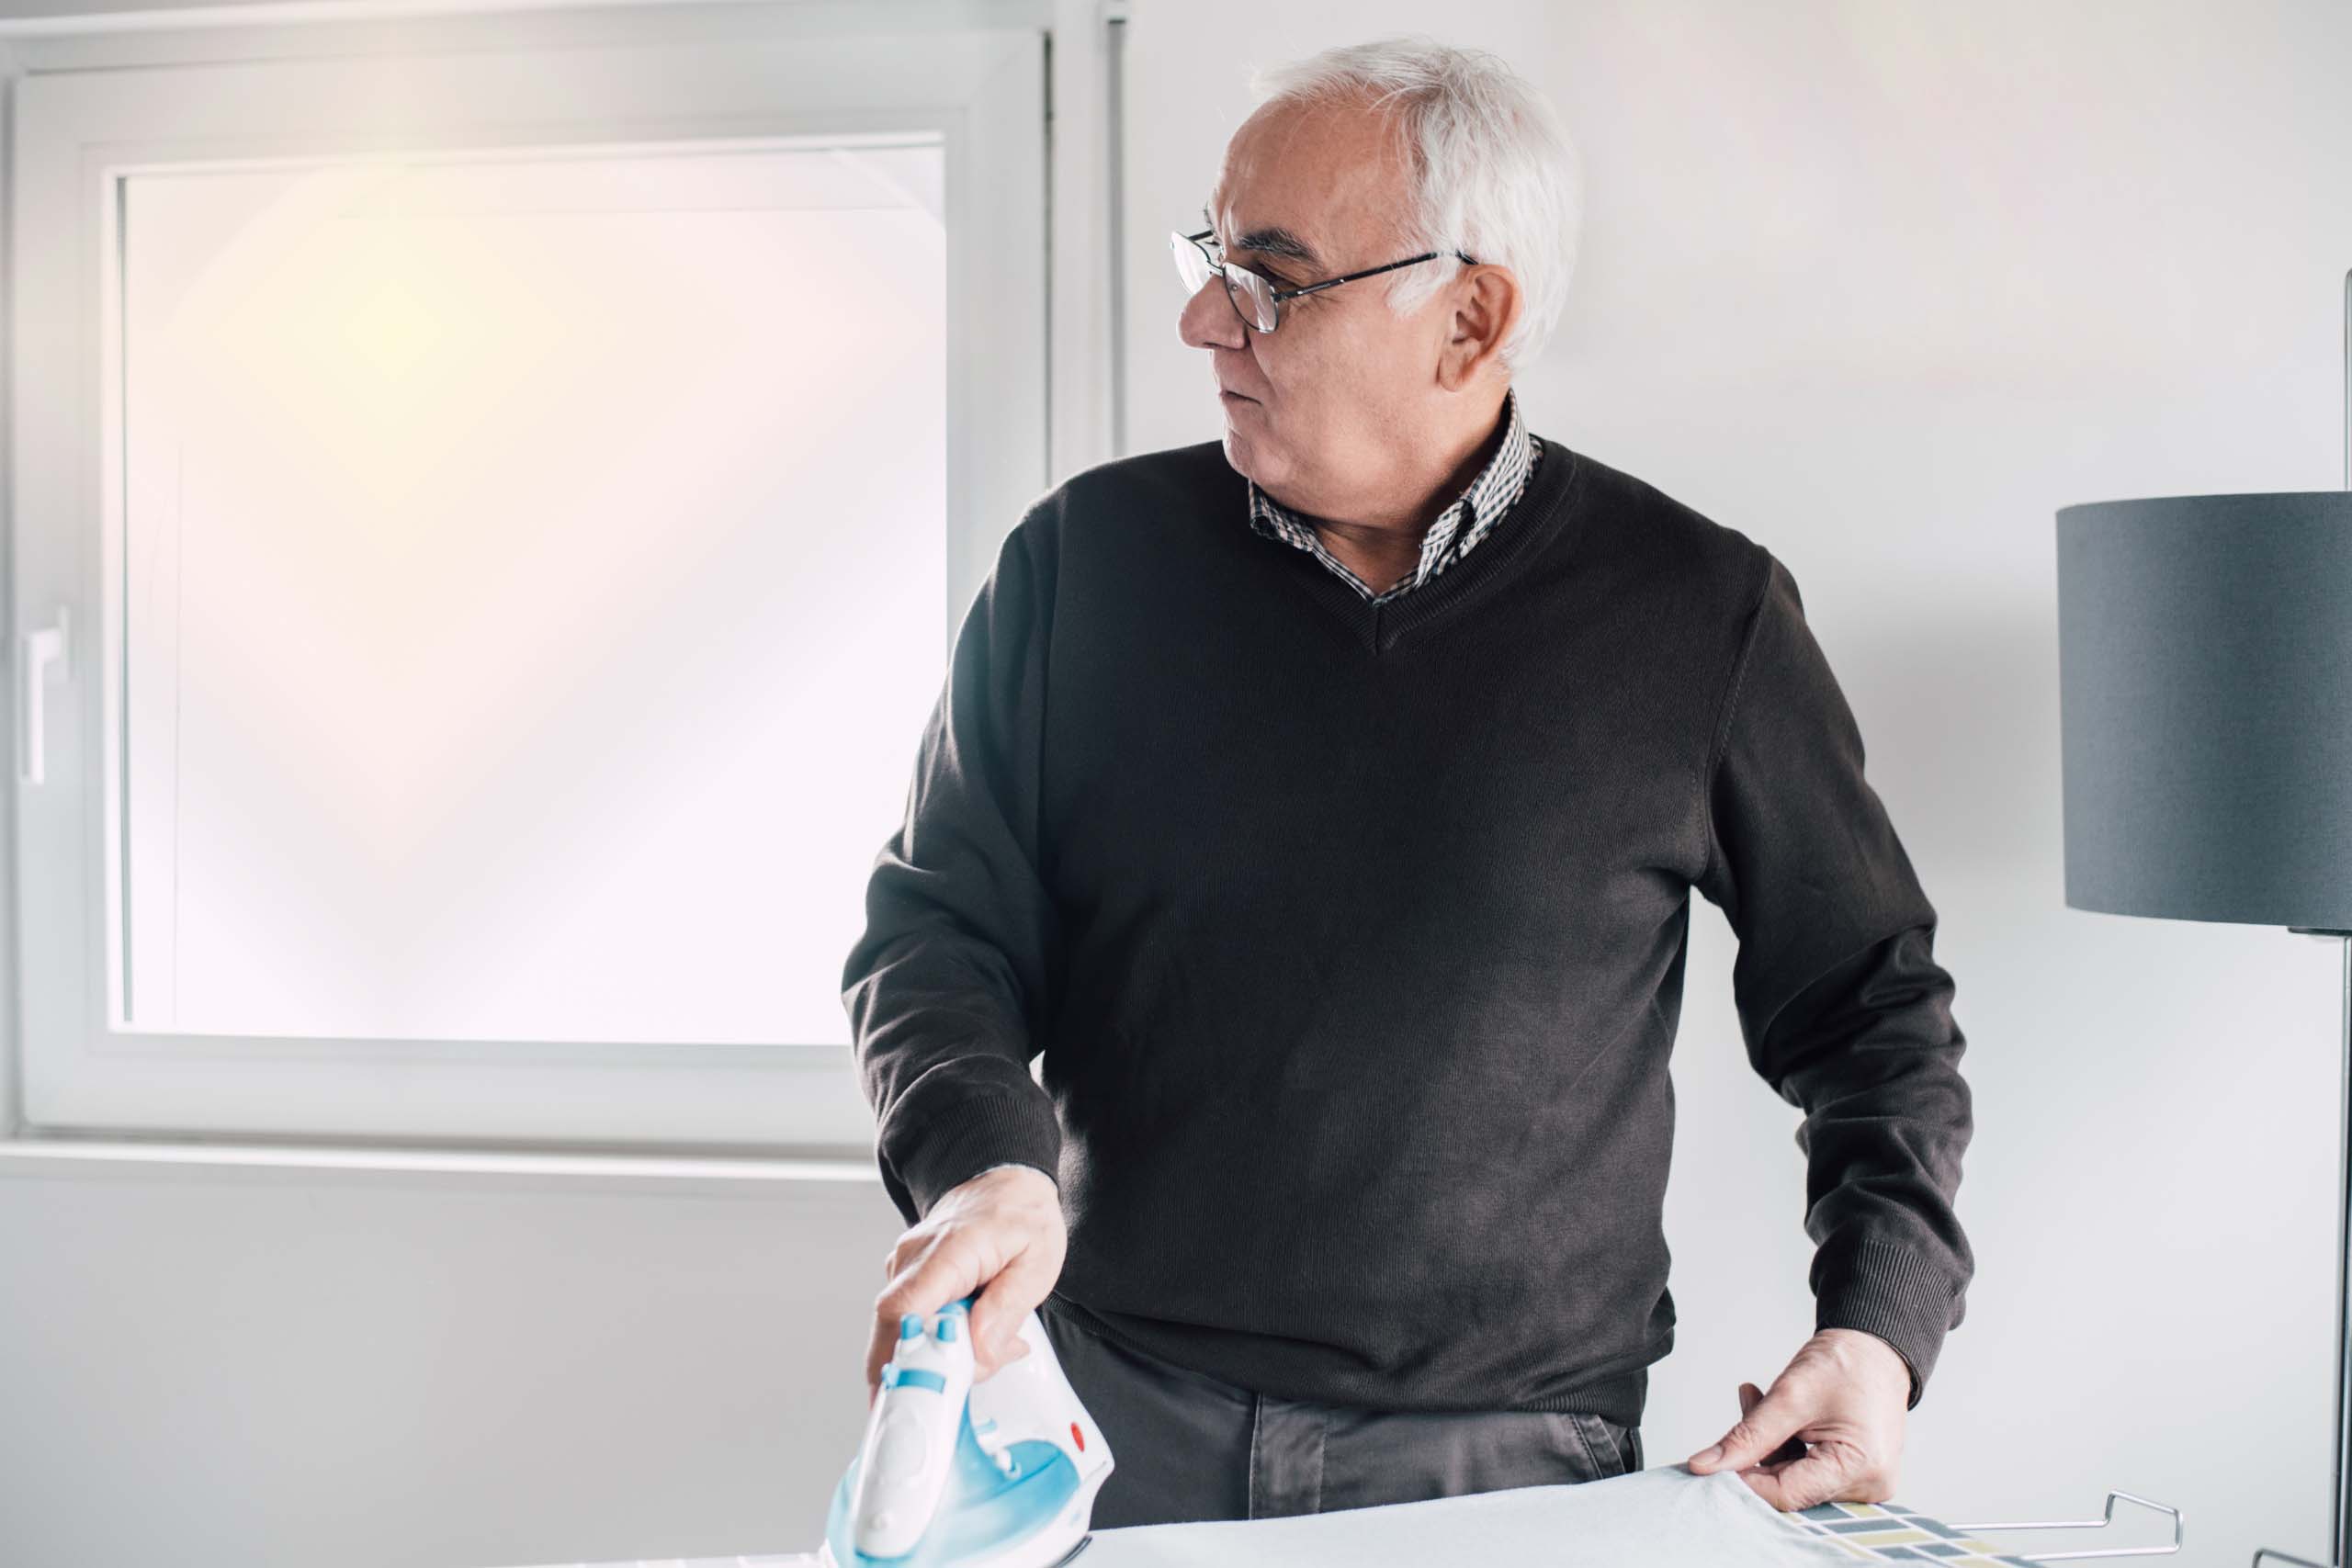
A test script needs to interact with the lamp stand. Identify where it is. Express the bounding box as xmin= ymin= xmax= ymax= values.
xmin=2285 ymin=927 xmax=2352 ymax=1568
